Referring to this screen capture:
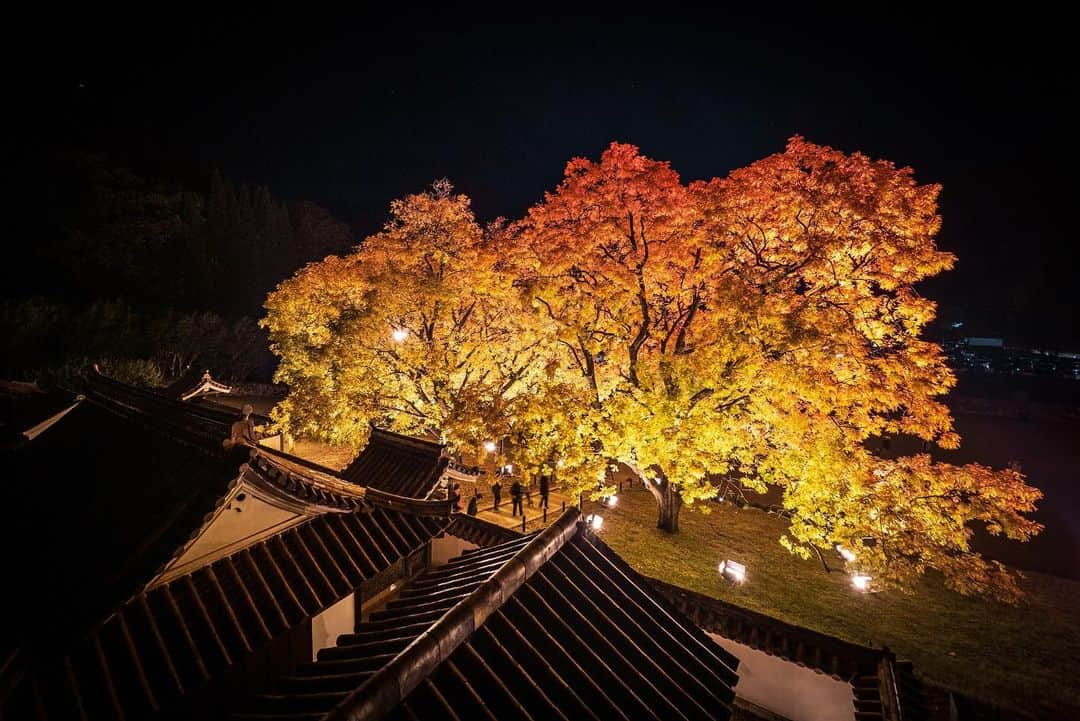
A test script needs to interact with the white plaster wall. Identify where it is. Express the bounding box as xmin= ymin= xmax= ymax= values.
xmin=708 ymin=633 xmax=853 ymax=721
xmin=311 ymin=593 xmax=355 ymax=661
xmin=429 ymin=533 xmax=479 ymax=566
xmin=155 ymin=488 xmax=302 ymax=583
